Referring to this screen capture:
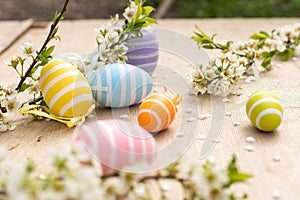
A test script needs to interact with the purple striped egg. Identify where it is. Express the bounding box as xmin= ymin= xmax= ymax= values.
xmin=126 ymin=28 xmax=159 ymax=75
xmin=74 ymin=120 xmax=156 ymax=175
